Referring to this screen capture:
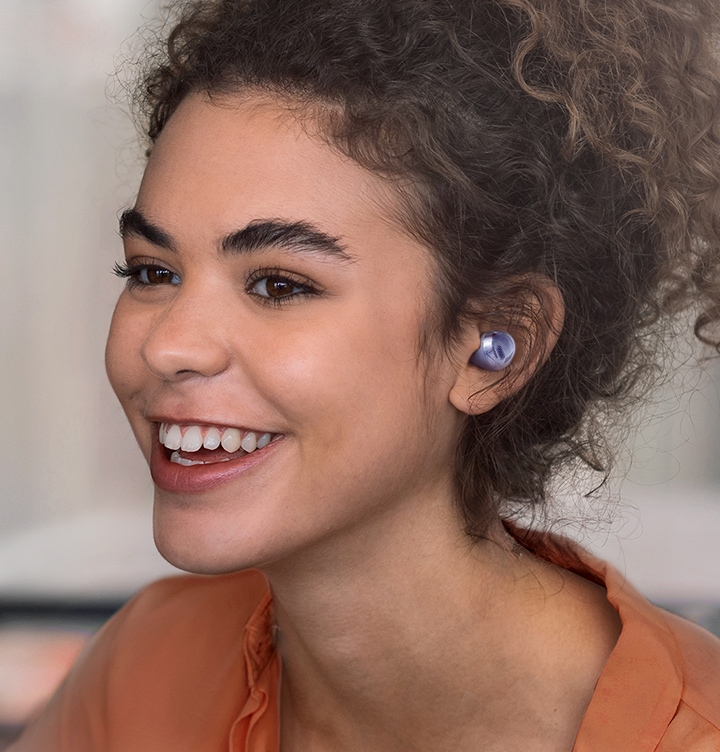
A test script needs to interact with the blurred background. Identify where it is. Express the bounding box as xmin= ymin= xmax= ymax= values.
xmin=0 ymin=0 xmax=719 ymax=745
xmin=0 ymin=0 xmax=178 ymax=743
